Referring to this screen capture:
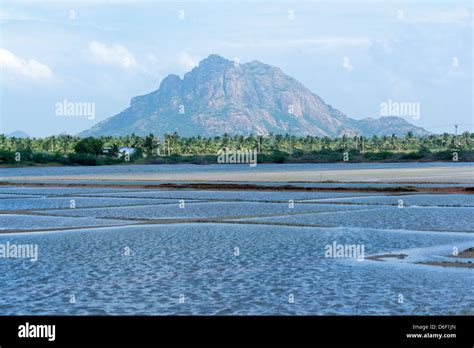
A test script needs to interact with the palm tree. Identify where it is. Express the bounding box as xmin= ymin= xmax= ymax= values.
xmin=141 ymin=133 xmax=159 ymax=157
xmin=256 ymin=135 xmax=265 ymax=153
